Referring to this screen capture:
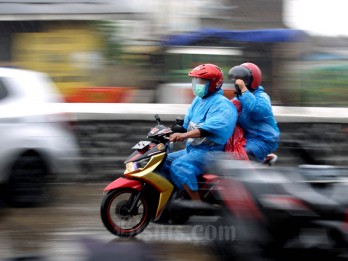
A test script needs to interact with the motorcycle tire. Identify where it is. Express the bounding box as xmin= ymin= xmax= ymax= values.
xmin=100 ymin=188 xmax=152 ymax=237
